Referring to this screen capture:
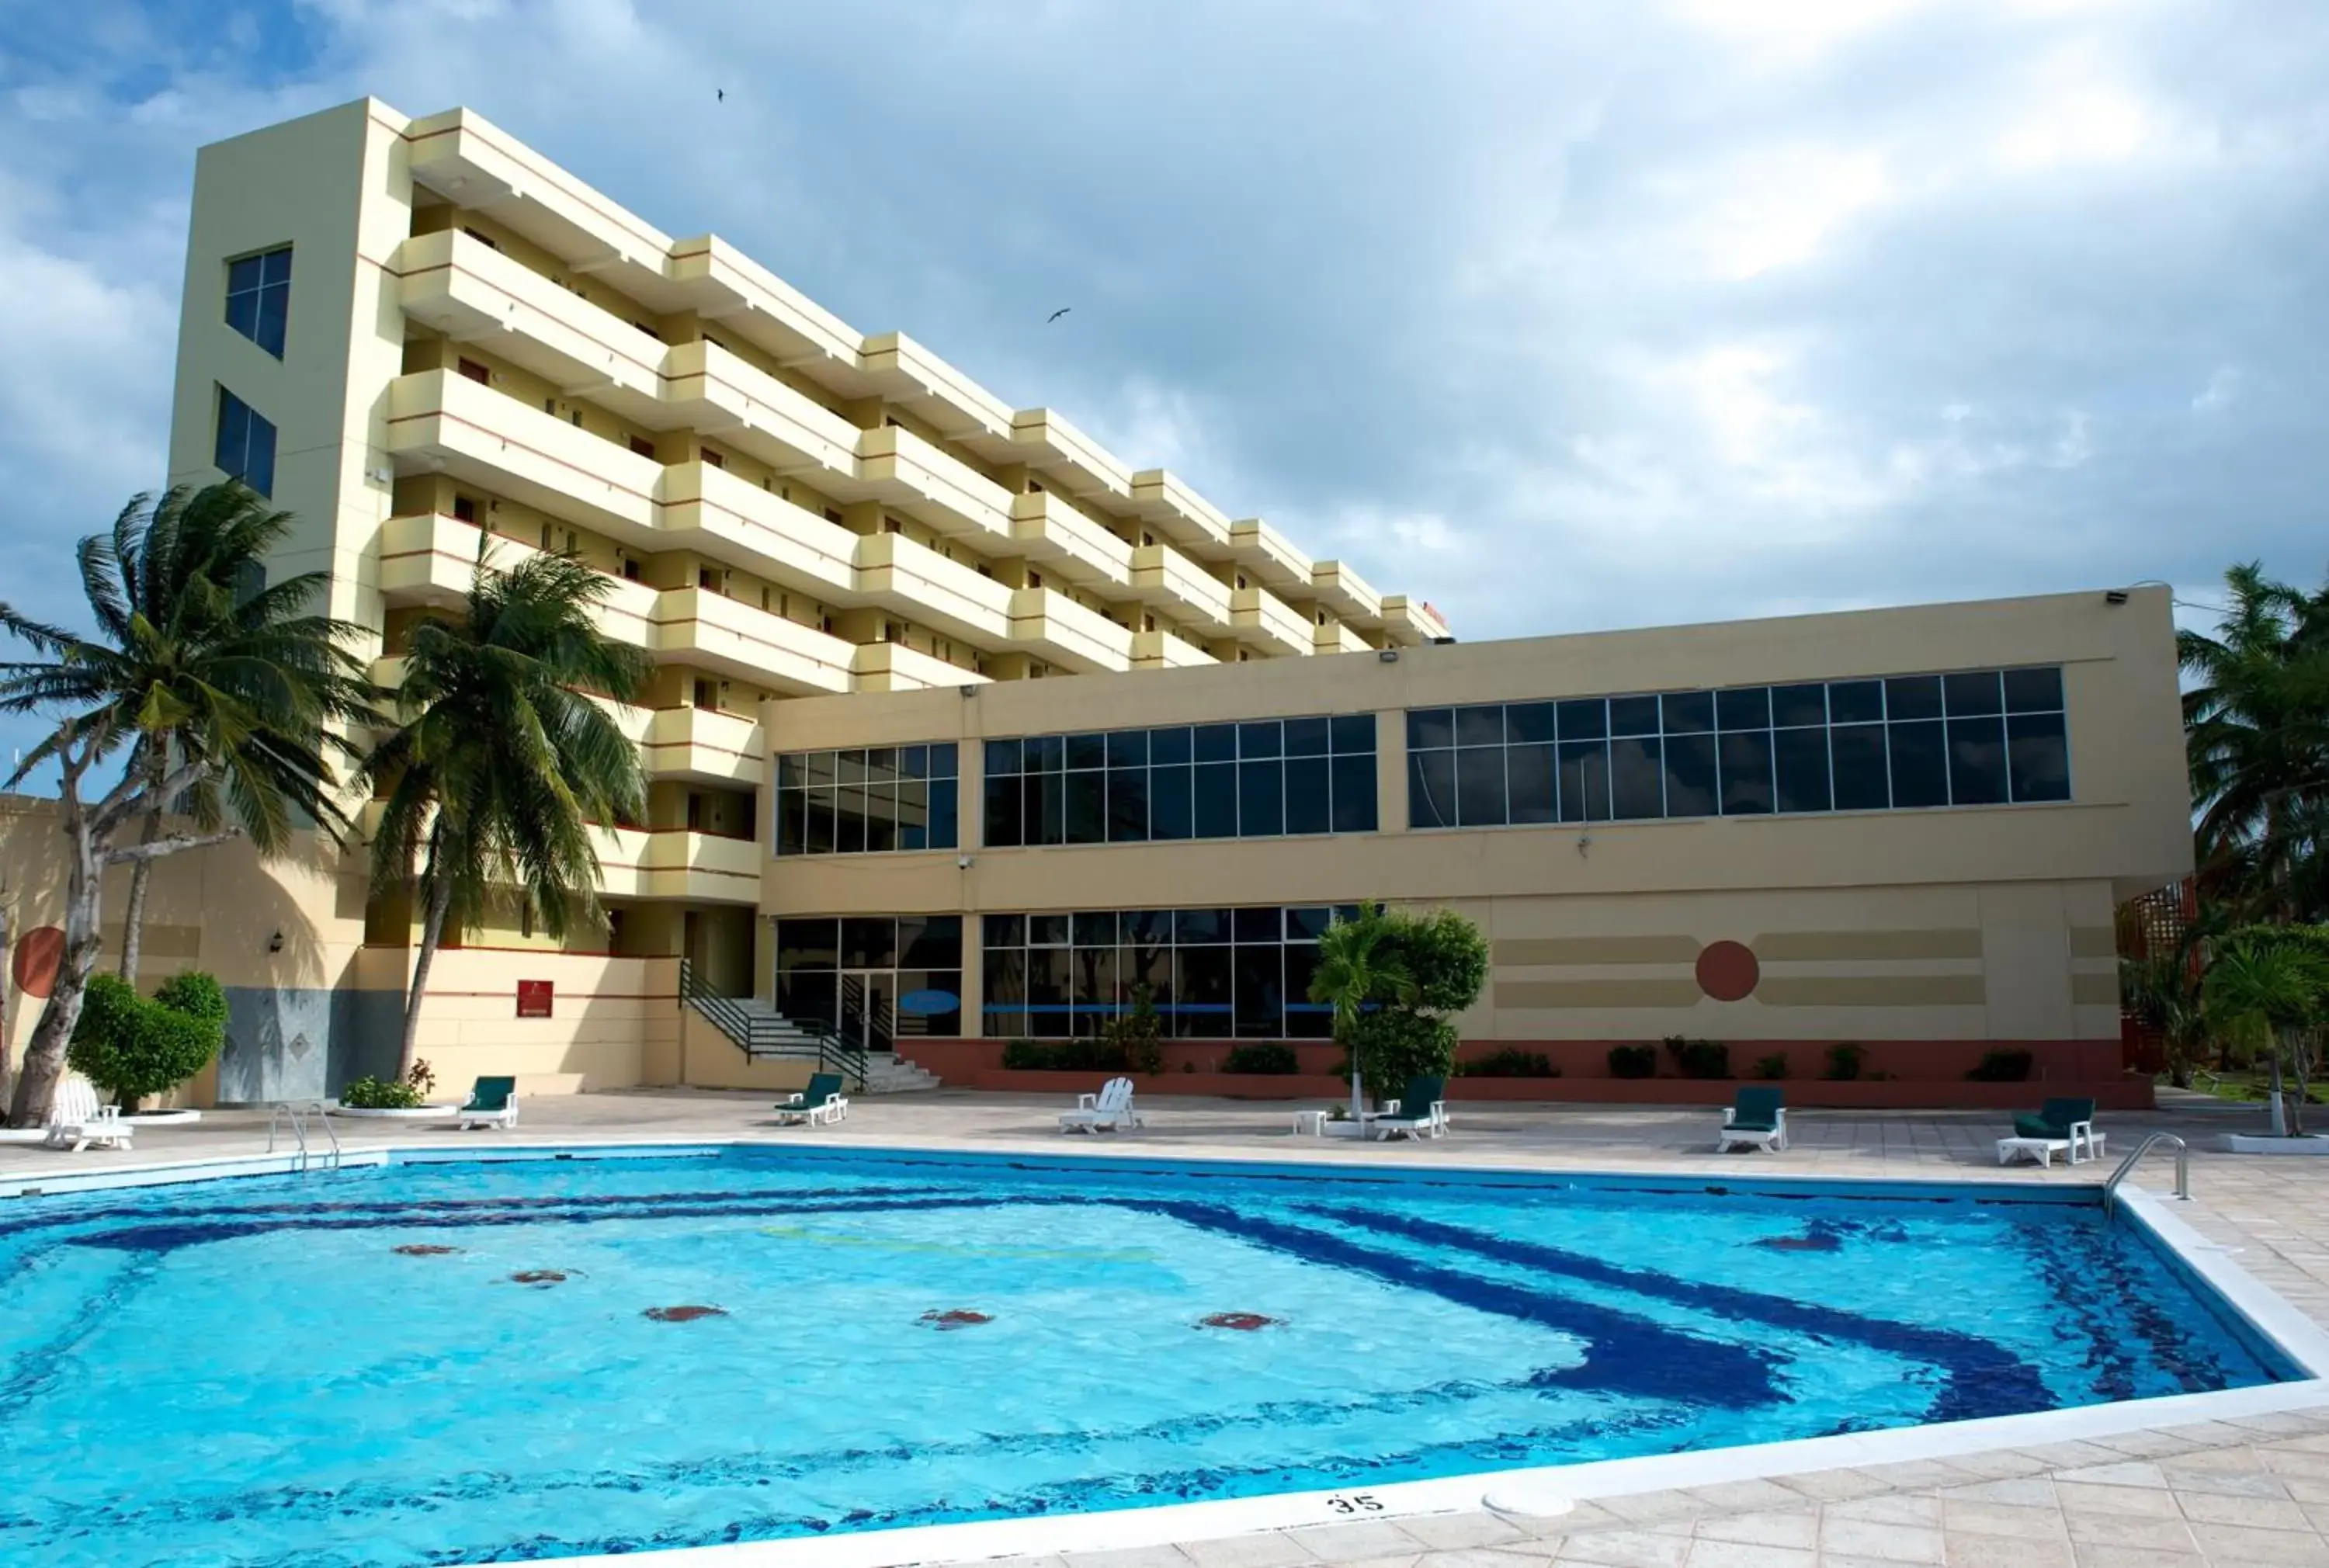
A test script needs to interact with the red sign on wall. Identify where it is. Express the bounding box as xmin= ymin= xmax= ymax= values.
xmin=516 ymin=980 xmax=554 ymax=1018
